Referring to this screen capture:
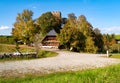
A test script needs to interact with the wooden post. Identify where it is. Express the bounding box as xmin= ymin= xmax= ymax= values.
xmin=107 ymin=50 xmax=109 ymax=57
